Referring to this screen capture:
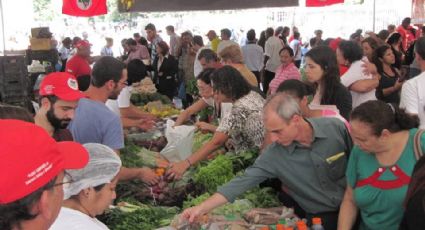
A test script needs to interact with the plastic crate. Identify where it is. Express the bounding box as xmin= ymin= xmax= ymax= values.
xmin=25 ymin=49 xmax=58 ymax=66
